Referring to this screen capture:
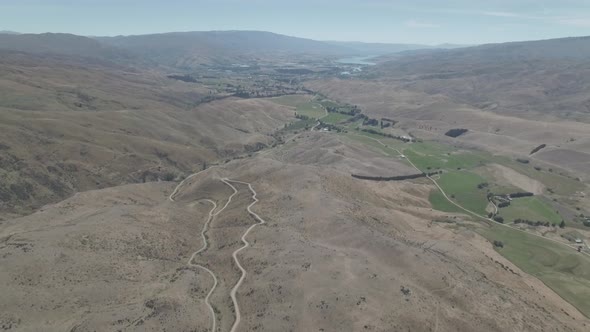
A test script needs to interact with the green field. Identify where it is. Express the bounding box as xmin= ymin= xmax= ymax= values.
xmin=270 ymin=94 xmax=311 ymax=107
xmin=403 ymin=144 xmax=489 ymax=172
xmin=434 ymin=171 xmax=490 ymax=215
xmin=344 ymin=133 xmax=404 ymax=158
xmin=321 ymin=112 xmax=352 ymax=124
xmin=479 ymin=225 xmax=590 ymax=317
xmin=498 ymin=197 xmax=562 ymax=224
xmin=318 ymin=99 xmax=341 ymax=109
xmin=429 ymin=190 xmax=465 ymax=214
xmin=296 ymin=102 xmax=325 ymax=119
xmin=283 ymin=118 xmax=315 ymax=131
